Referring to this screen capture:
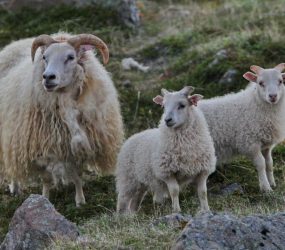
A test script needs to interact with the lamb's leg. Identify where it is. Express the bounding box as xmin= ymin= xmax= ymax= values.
xmin=117 ymin=193 xmax=131 ymax=214
xmin=9 ymin=179 xmax=21 ymax=196
xmin=72 ymin=173 xmax=86 ymax=207
xmin=196 ymin=171 xmax=210 ymax=212
xmin=129 ymin=187 xmax=147 ymax=213
xmin=262 ymin=147 xmax=276 ymax=187
xmin=163 ymin=176 xmax=181 ymax=213
xmin=252 ymin=151 xmax=272 ymax=192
